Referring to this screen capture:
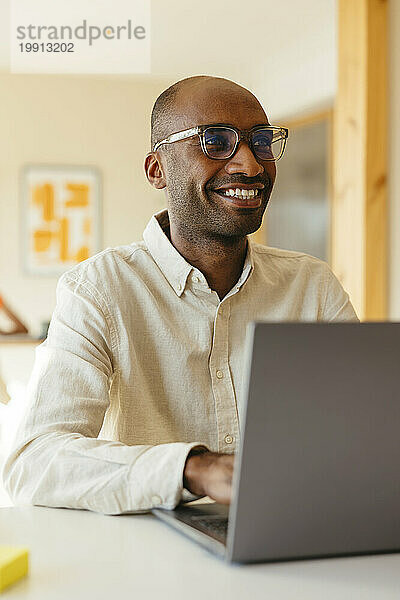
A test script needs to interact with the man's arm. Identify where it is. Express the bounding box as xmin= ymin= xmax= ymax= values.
xmin=322 ymin=266 xmax=359 ymax=322
xmin=2 ymin=272 xmax=209 ymax=514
